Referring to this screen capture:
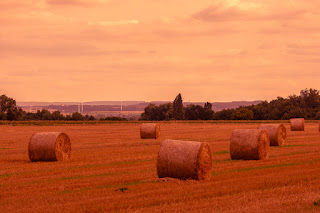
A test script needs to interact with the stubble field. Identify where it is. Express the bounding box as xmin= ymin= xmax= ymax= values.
xmin=1 ymin=121 xmax=320 ymax=212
